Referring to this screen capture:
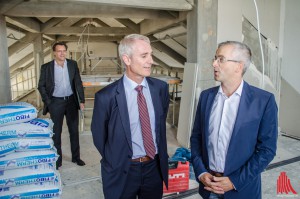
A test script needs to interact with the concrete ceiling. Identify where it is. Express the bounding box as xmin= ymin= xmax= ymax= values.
xmin=1 ymin=0 xmax=194 ymax=74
